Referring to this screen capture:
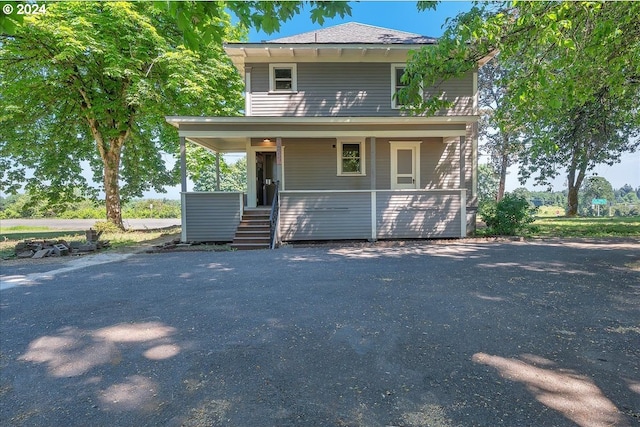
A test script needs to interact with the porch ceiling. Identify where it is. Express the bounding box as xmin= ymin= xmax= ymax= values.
xmin=187 ymin=137 xmax=247 ymax=153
